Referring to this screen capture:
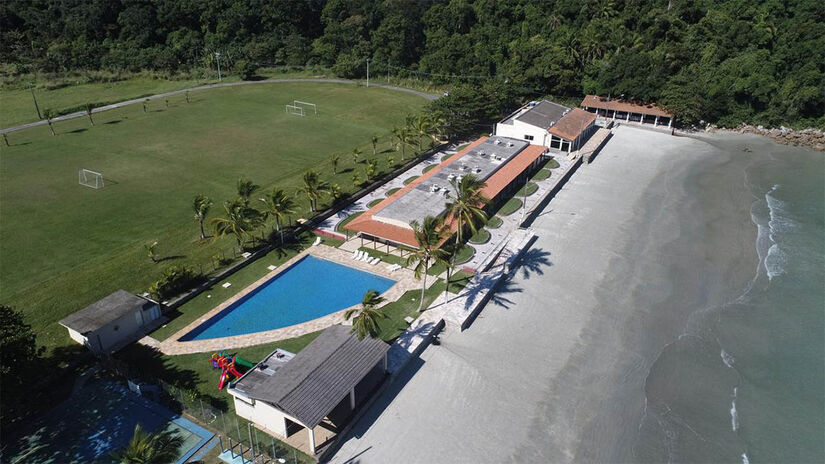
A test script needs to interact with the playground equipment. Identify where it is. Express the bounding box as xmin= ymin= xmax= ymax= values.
xmin=210 ymin=351 xmax=255 ymax=389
